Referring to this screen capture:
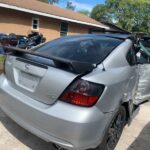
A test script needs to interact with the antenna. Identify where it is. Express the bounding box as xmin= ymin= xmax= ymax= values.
xmin=102 ymin=63 xmax=106 ymax=71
